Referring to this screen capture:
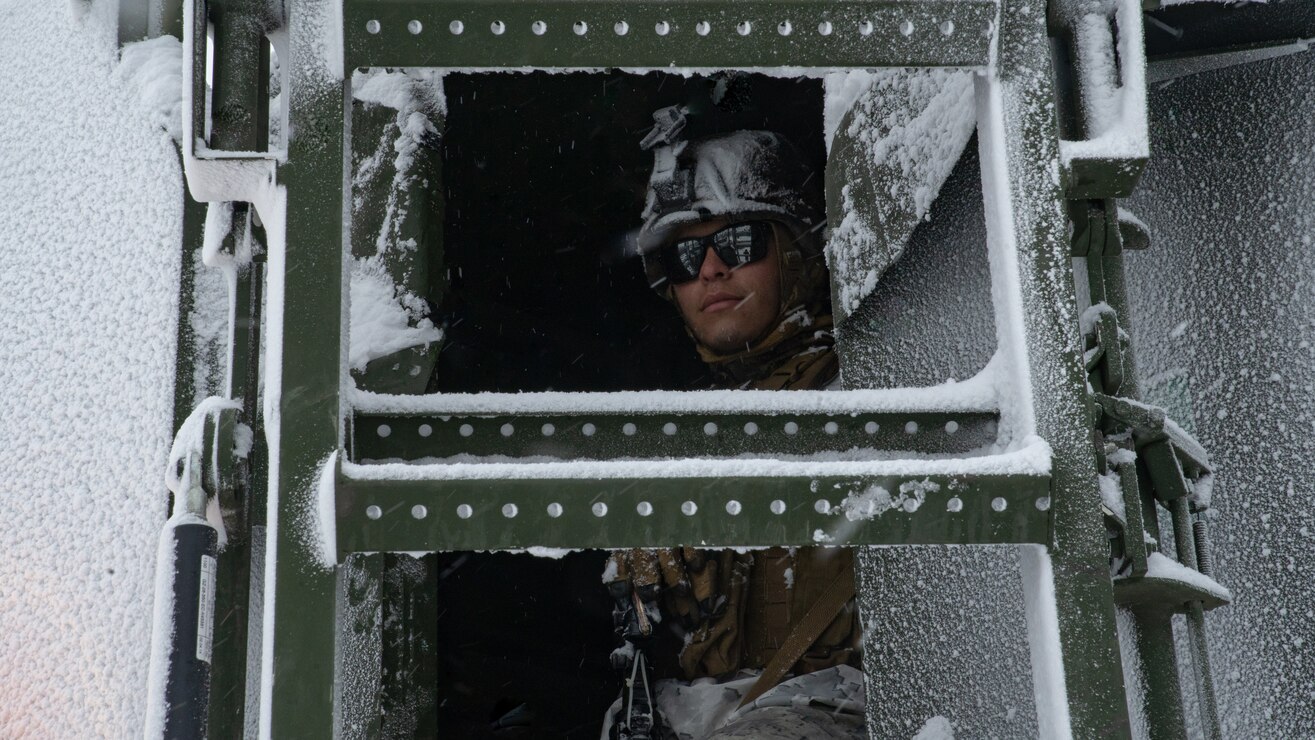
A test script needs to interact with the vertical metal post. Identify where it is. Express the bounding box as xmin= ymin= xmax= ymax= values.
xmin=1131 ymin=611 xmax=1188 ymax=740
xmin=262 ymin=0 xmax=348 ymax=735
xmin=979 ymin=0 xmax=1132 ymax=735
xmin=1089 ymin=180 xmax=1223 ymax=737
xmin=1171 ymin=497 xmax=1222 ymax=740
xmin=209 ymin=0 xmax=270 ymax=153
xmin=208 ymin=208 xmax=263 ymax=739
